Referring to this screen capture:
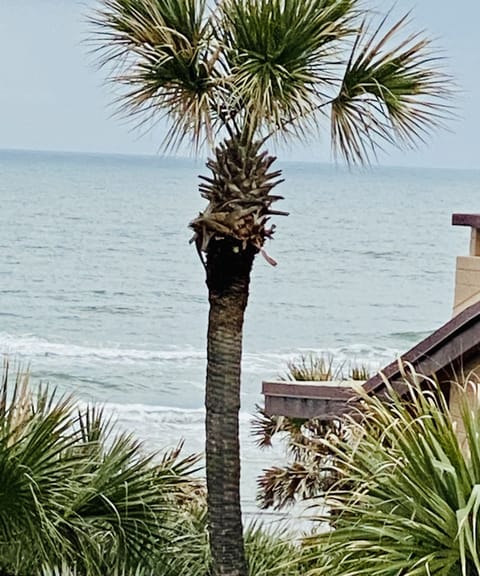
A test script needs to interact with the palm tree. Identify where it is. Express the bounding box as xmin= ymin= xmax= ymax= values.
xmin=90 ymin=1 xmax=451 ymax=574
